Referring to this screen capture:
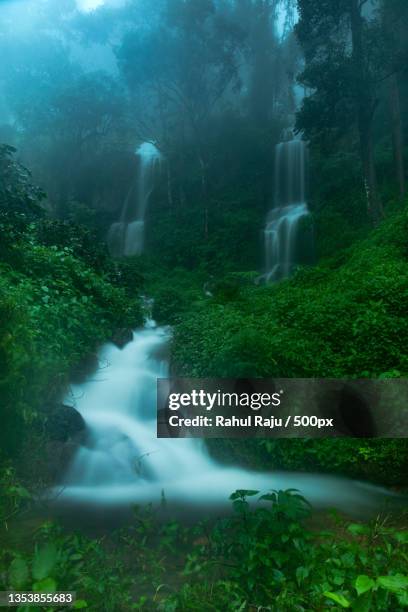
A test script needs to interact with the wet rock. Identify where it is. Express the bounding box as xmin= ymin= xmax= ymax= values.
xmin=111 ymin=328 xmax=133 ymax=348
xmin=47 ymin=404 xmax=86 ymax=443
